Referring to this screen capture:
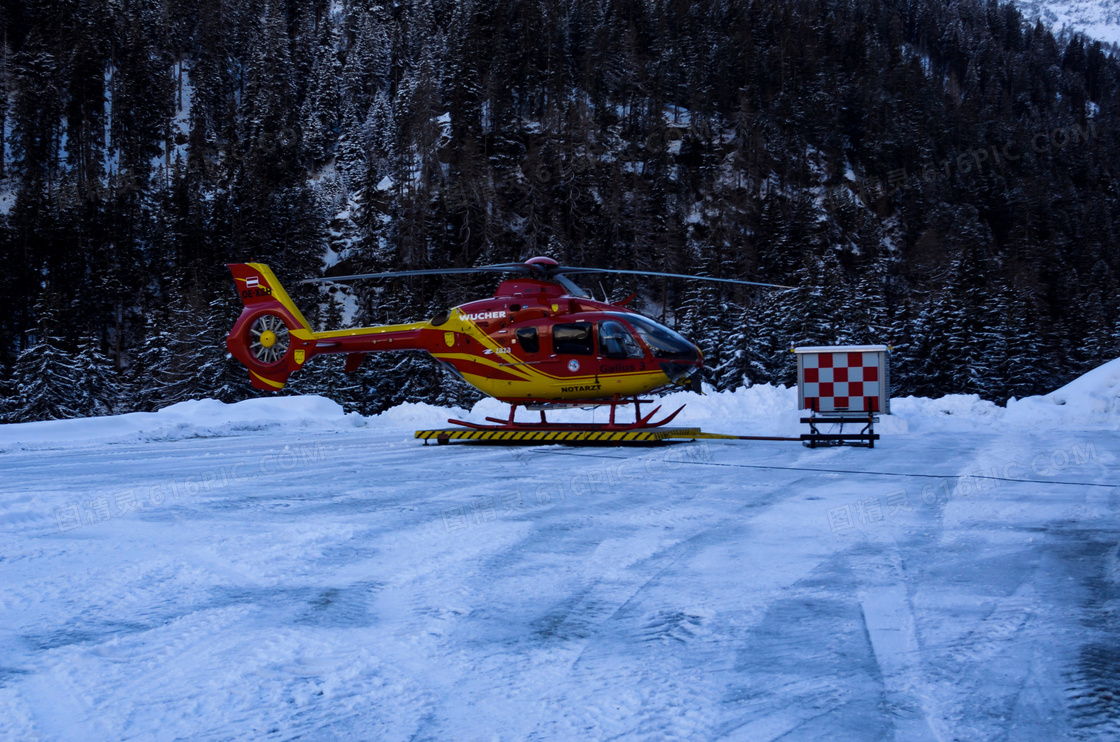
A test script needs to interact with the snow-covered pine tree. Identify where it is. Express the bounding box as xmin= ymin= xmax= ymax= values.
xmin=837 ymin=257 xmax=890 ymax=347
xmin=7 ymin=303 xmax=82 ymax=422
xmin=908 ymin=287 xmax=960 ymax=398
xmin=133 ymin=304 xmax=176 ymax=411
xmin=0 ymin=31 xmax=8 ymax=181
xmin=351 ymin=90 xmax=398 ymax=251
xmin=675 ymin=233 xmax=750 ymax=391
xmin=142 ymin=287 xmax=202 ymax=408
xmin=339 ymin=6 xmax=391 ymax=122
xmin=141 ymin=283 xmax=244 ymax=408
xmin=6 ymin=341 xmax=81 ymax=422
xmin=1112 ymin=314 xmax=1120 ymax=363
xmin=885 ymin=293 xmax=921 ymax=398
xmin=0 ymin=356 xmax=15 ymax=423
xmin=711 ymin=302 xmax=750 ymax=390
xmin=300 ymin=19 xmax=342 ymax=171
xmin=949 ymin=239 xmax=1000 ymax=397
xmin=990 ymin=281 xmax=1048 ymax=402
xmin=785 ymin=252 xmax=845 ymax=349
xmin=193 ymin=294 xmax=253 ymax=404
xmin=742 ymin=287 xmax=799 ymax=387
xmin=1074 ymin=259 xmax=1119 ymax=373
xmin=675 ymin=273 xmax=719 ymax=371
xmin=73 ymin=338 xmax=122 ymax=417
